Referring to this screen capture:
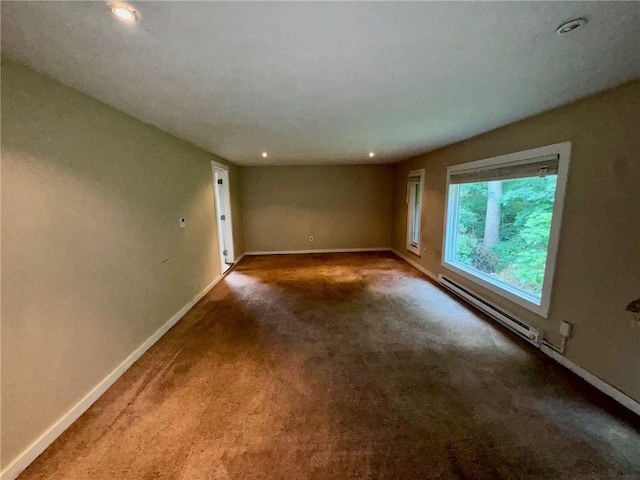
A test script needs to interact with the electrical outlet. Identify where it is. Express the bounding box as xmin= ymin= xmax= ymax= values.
xmin=559 ymin=321 xmax=572 ymax=338
xmin=179 ymin=218 xmax=186 ymax=228
xmin=309 ymin=235 xmax=314 ymax=242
